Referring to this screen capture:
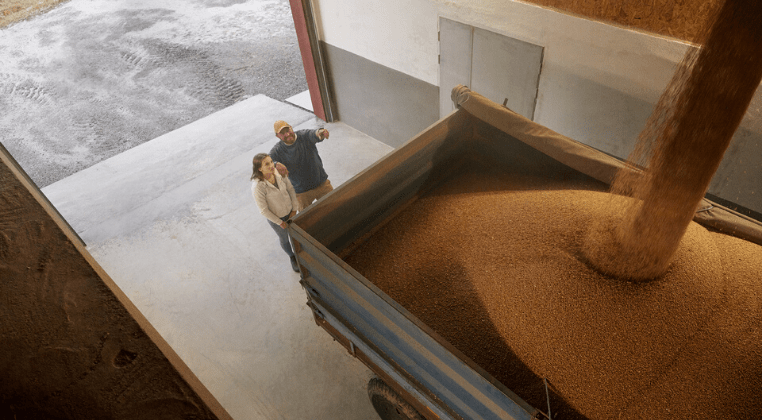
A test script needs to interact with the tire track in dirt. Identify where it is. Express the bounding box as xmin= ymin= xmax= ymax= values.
xmin=143 ymin=40 xmax=247 ymax=108
xmin=0 ymin=73 xmax=54 ymax=105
